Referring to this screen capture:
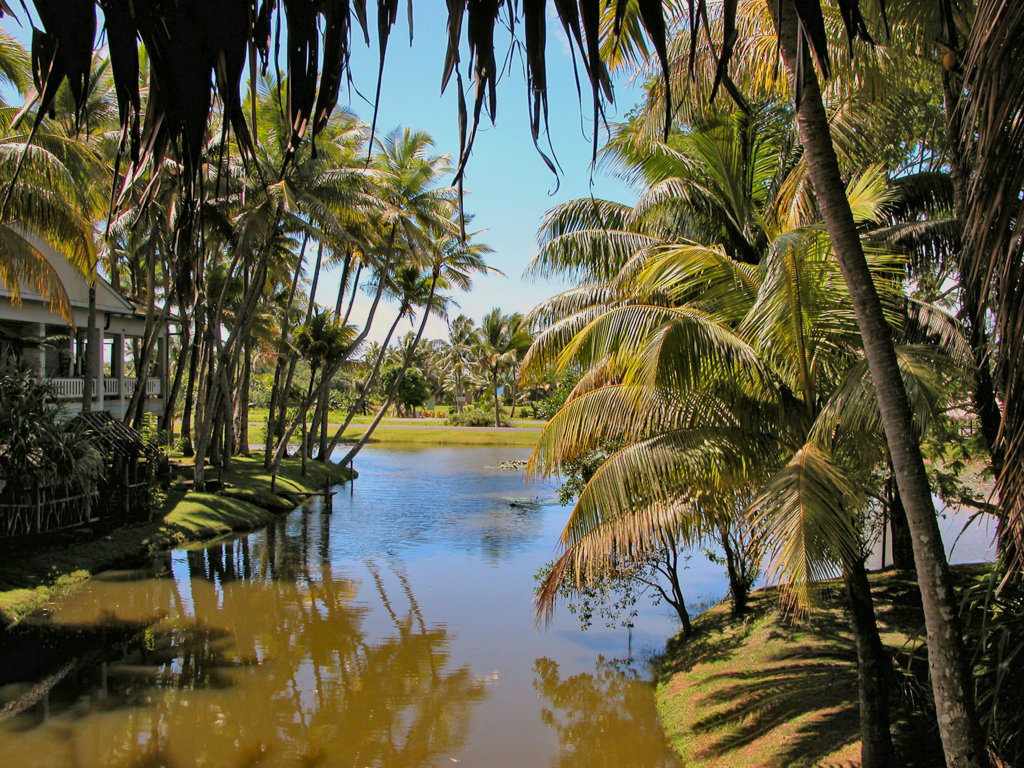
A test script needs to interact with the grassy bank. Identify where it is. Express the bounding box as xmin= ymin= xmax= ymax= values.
xmin=656 ymin=566 xmax=989 ymax=768
xmin=243 ymin=422 xmax=542 ymax=447
xmin=0 ymin=456 xmax=353 ymax=628
xmin=332 ymin=425 xmax=541 ymax=447
xmin=245 ymin=405 xmax=543 ymax=427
